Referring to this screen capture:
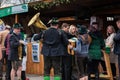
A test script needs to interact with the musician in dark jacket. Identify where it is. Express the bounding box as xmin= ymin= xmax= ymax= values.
xmin=34 ymin=18 xmax=69 ymax=80
xmin=114 ymin=19 xmax=120 ymax=80
xmin=9 ymin=23 xmax=26 ymax=80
